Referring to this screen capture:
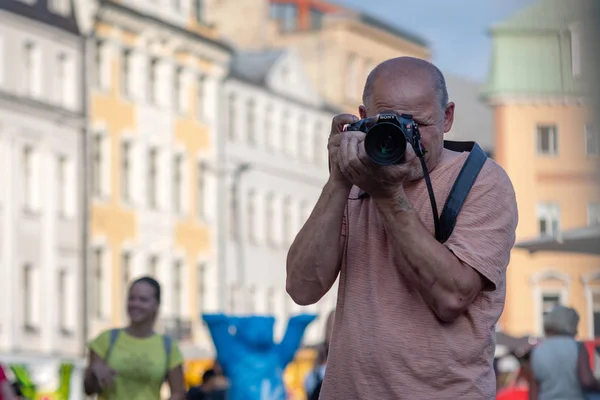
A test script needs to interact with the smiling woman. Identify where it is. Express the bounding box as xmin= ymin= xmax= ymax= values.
xmin=83 ymin=277 xmax=187 ymax=400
